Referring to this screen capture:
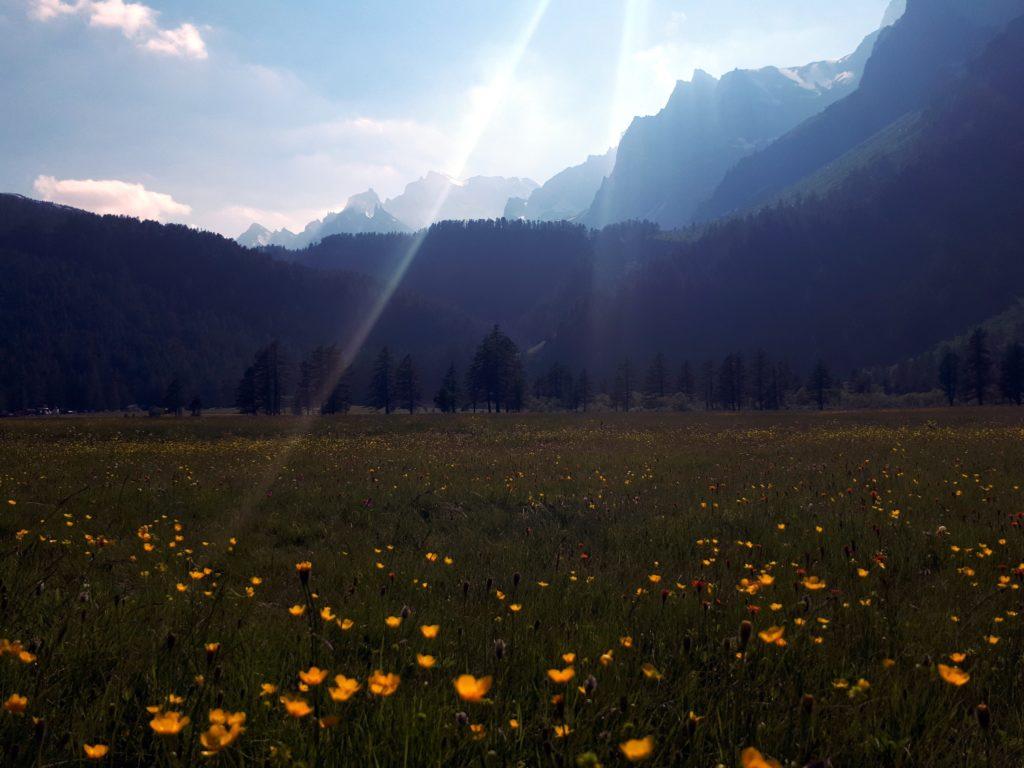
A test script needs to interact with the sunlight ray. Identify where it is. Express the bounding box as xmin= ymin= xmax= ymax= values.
xmin=593 ymin=0 xmax=648 ymax=228
xmin=229 ymin=0 xmax=555 ymax=525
